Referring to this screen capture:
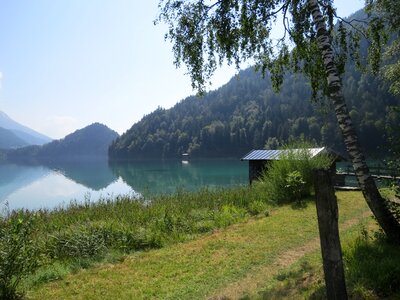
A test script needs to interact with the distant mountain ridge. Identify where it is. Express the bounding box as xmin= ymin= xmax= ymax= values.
xmin=0 ymin=127 xmax=28 ymax=149
xmin=7 ymin=123 xmax=119 ymax=160
xmin=0 ymin=111 xmax=52 ymax=148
